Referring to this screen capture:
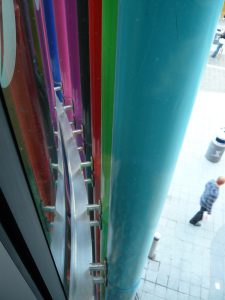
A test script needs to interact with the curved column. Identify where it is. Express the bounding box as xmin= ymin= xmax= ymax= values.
xmin=106 ymin=1 xmax=223 ymax=299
